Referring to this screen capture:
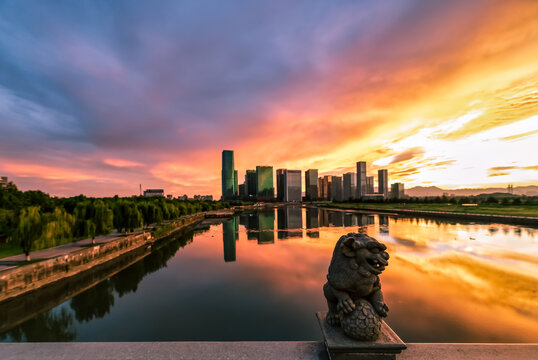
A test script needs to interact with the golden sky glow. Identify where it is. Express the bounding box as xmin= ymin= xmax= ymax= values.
xmin=0 ymin=1 xmax=536 ymax=196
